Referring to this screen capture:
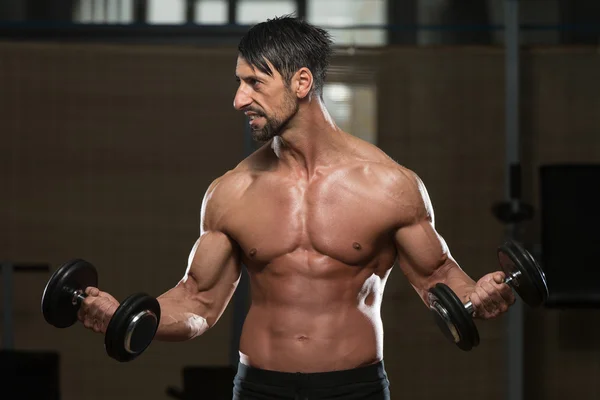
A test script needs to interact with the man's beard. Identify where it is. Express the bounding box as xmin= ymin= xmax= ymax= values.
xmin=251 ymin=92 xmax=299 ymax=143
